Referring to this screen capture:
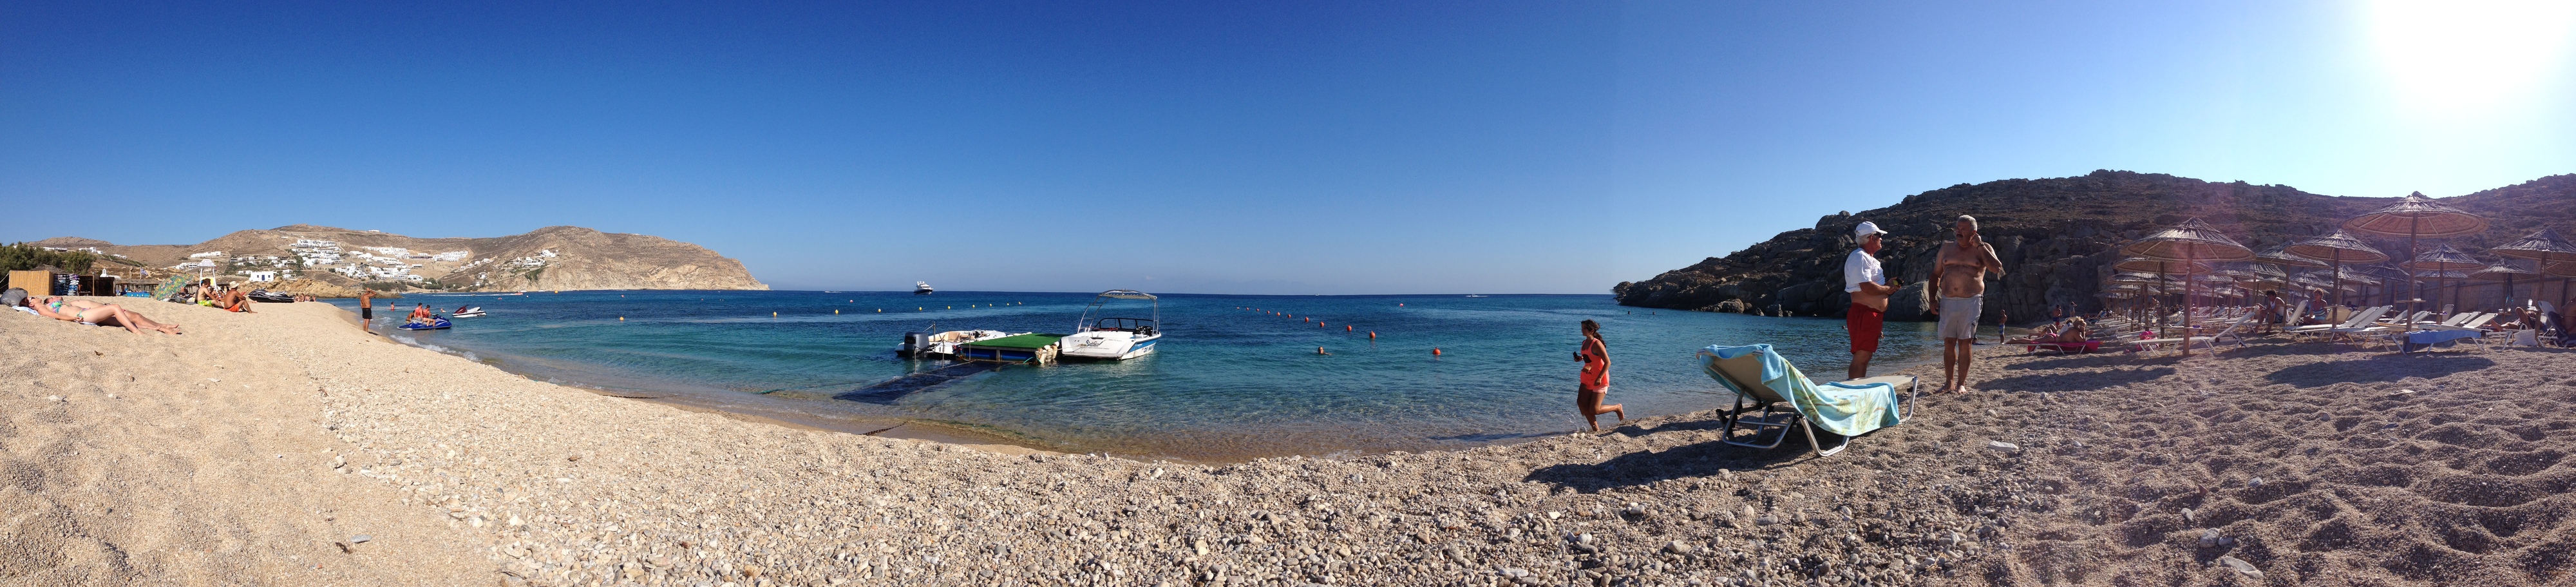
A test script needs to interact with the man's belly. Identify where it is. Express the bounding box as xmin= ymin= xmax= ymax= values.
xmin=1939 ymin=275 xmax=1985 ymax=298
